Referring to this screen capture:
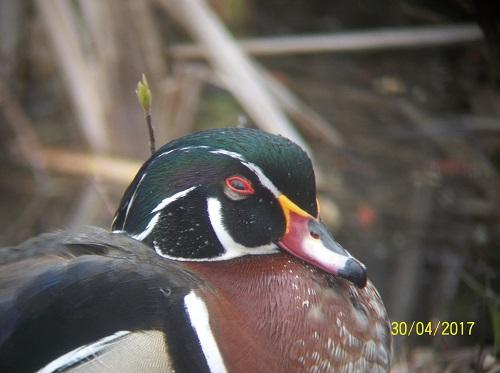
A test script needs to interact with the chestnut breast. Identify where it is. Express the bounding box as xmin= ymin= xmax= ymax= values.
xmin=183 ymin=254 xmax=391 ymax=372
